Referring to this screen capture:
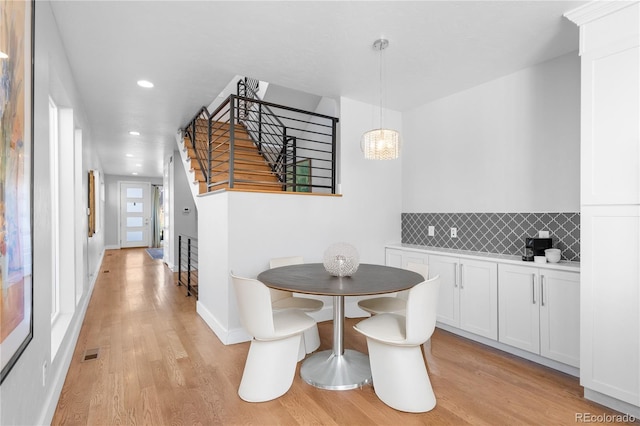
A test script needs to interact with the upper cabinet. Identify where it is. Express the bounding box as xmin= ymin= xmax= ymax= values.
xmin=569 ymin=2 xmax=640 ymax=205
